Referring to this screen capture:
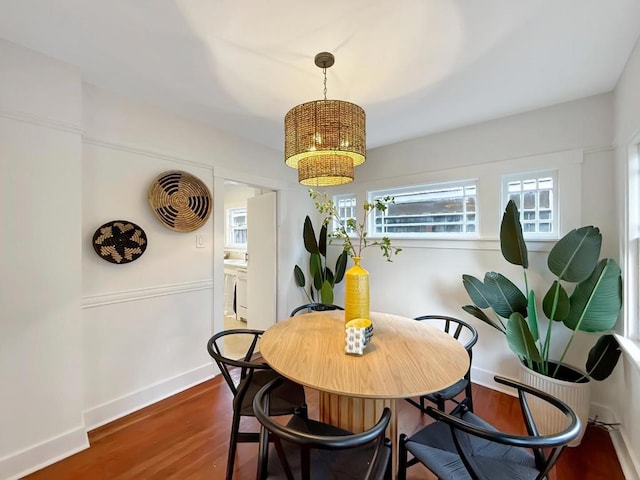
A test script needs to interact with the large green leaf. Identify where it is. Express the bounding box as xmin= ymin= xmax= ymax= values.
xmin=319 ymin=224 xmax=328 ymax=258
xmin=527 ymin=290 xmax=539 ymax=341
xmin=542 ymin=281 xmax=570 ymax=322
xmin=333 ymin=251 xmax=348 ymax=284
xmin=586 ymin=334 xmax=622 ymax=381
xmin=293 ymin=265 xmax=305 ymax=288
xmin=320 ymin=280 xmax=334 ymax=304
xmin=564 ymin=259 xmax=622 ymax=332
xmin=483 ymin=272 xmax=528 ymax=319
xmin=547 ymin=226 xmax=601 ymax=282
xmin=506 ymin=313 xmax=542 ymax=363
xmin=309 ymin=252 xmax=323 ymax=290
xmin=500 ymin=200 xmax=528 ymax=268
xmin=325 ymin=267 xmax=335 ymax=285
xmin=462 ymin=305 xmax=505 ymax=333
xmin=303 ymin=216 xmax=319 ymax=254
xmin=462 ymin=274 xmax=491 ymax=308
